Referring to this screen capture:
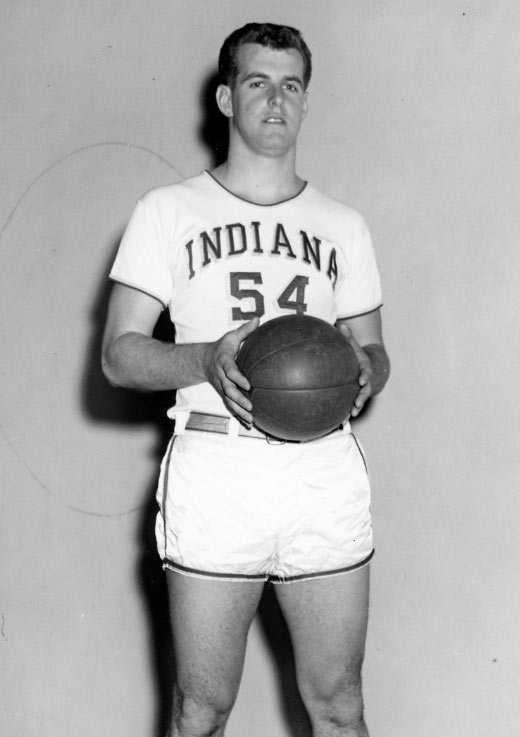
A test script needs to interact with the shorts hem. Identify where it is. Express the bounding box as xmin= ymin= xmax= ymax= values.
xmin=162 ymin=549 xmax=374 ymax=584
xmin=271 ymin=549 xmax=374 ymax=584
xmin=162 ymin=559 xmax=267 ymax=582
